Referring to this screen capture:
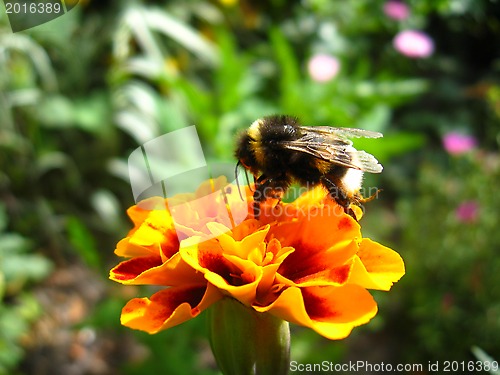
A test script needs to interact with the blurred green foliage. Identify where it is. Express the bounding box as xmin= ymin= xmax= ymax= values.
xmin=0 ymin=203 xmax=52 ymax=374
xmin=0 ymin=0 xmax=499 ymax=373
xmin=397 ymin=151 xmax=500 ymax=363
